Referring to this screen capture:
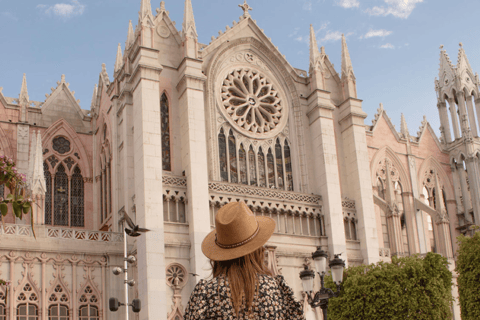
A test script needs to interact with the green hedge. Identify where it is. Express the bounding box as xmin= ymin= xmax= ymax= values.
xmin=324 ymin=253 xmax=453 ymax=320
xmin=456 ymin=229 xmax=480 ymax=320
